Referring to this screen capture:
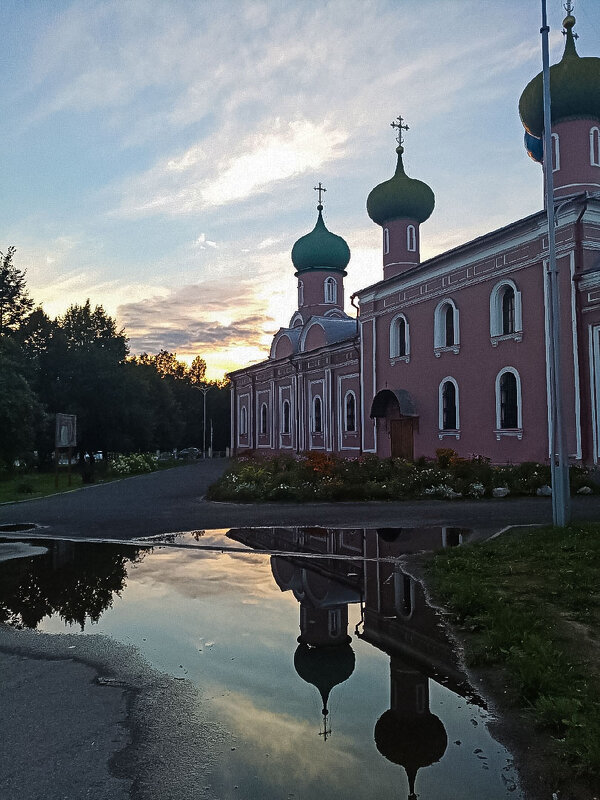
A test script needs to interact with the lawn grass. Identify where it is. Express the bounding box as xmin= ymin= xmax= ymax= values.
xmin=0 ymin=457 xmax=184 ymax=505
xmin=425 ymin=523 xmax=600 ymax=781
xmin=0 ymin=470 xmax=86 ymax=504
